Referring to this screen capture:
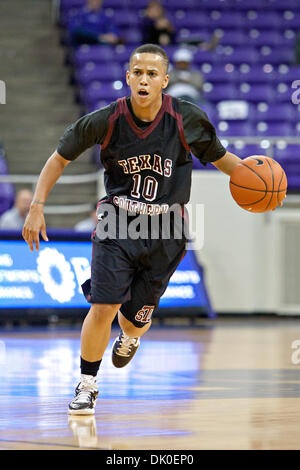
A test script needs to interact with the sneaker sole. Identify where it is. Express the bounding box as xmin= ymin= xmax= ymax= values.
xmin=68 ymin=408 xmax=95 ymax=416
